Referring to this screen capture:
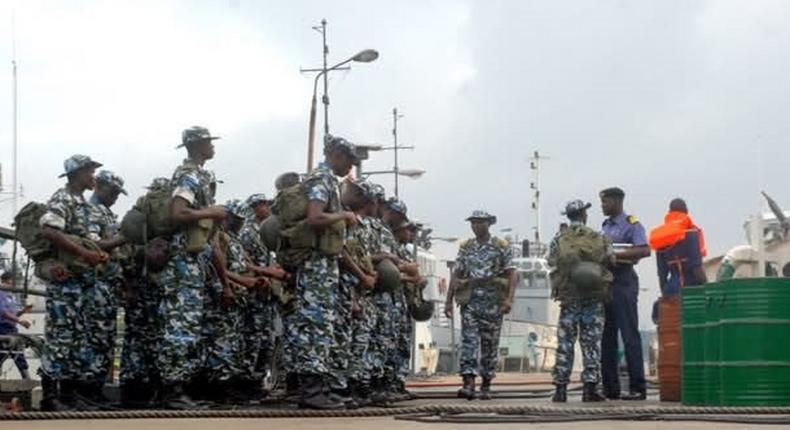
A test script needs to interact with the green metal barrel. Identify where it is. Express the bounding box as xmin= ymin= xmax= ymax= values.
xmin=681 ymin=285 xmax=707 ymax=405
xmin=719 ymin=278 xmax=790 ymax=406
xmin=703 ymin=282 xmax=724 ymax=406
